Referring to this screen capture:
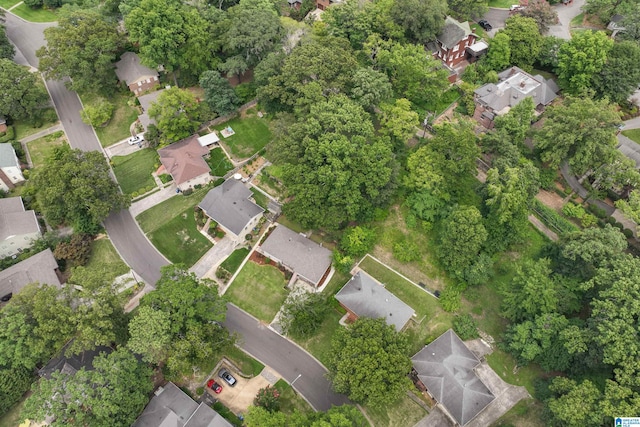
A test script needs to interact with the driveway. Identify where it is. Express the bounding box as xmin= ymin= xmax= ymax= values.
xmin=105 ymin=140 xmax=145 ymax=158
xmin=3 ymin=13 xmax=54 ymax=67
xmin=546 ymin=0 xmax=586 ymax=39
xmin=190 ymin=236 xmax=237 ymax=278
xmin=480 ymin=8 xmax=510 ymax=36
xmin=224 ymin=304 xmax=350 ymax=411
xmin=623 ymin=115 xmax=640 ymax=130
